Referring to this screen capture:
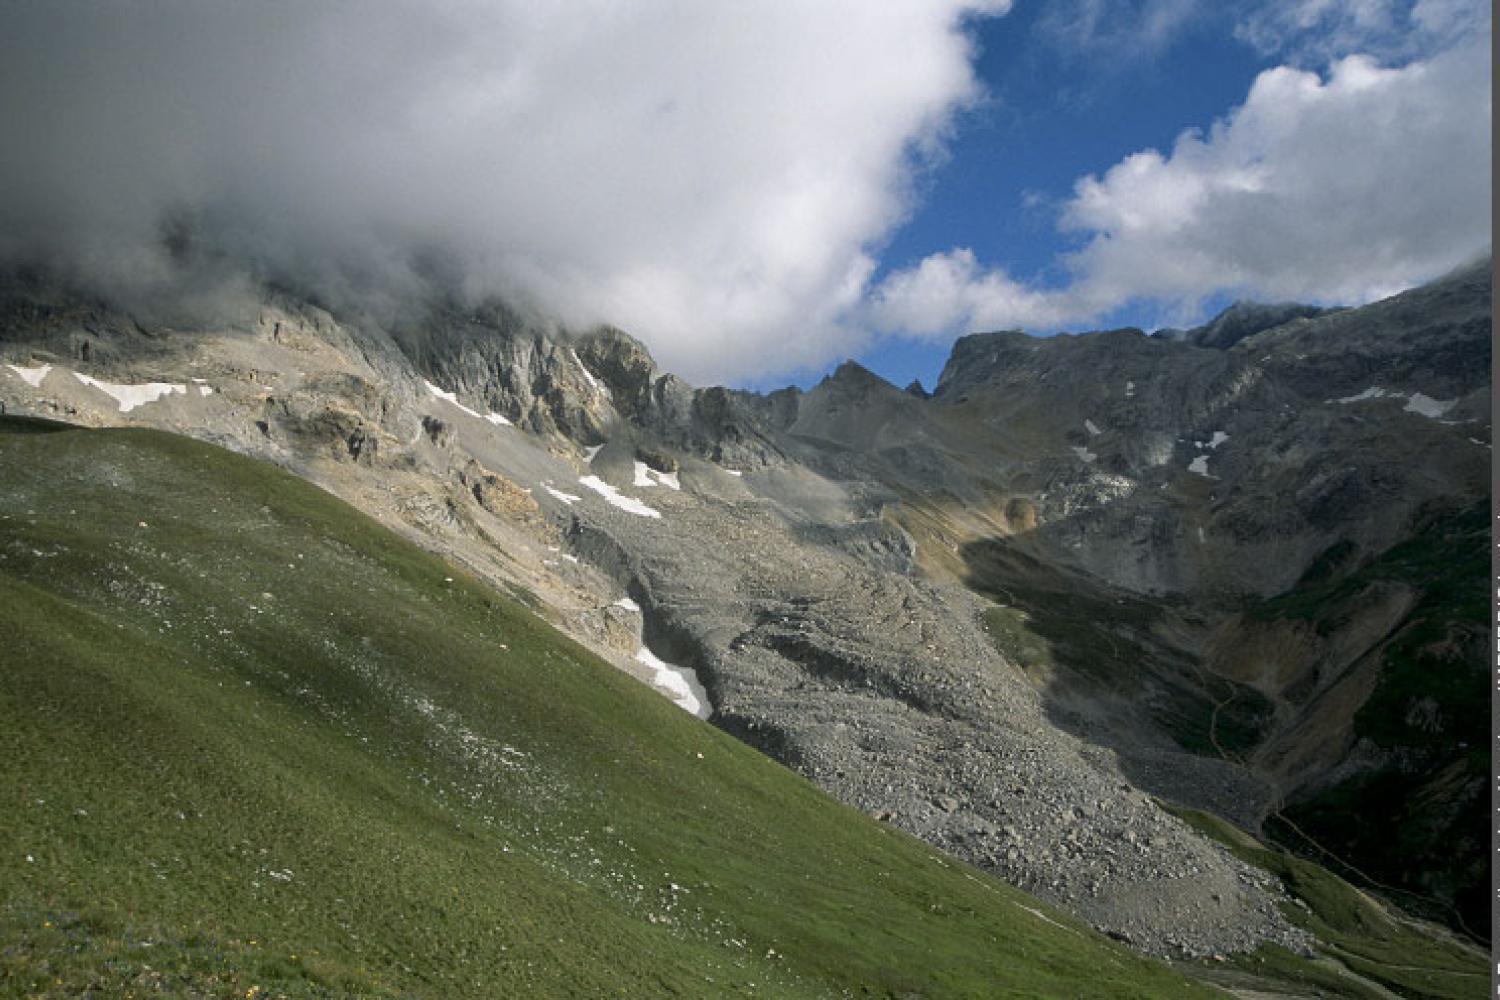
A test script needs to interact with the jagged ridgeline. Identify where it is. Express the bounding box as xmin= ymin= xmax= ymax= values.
xmin=0 ymin=255 xmax=1490 ymax=996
